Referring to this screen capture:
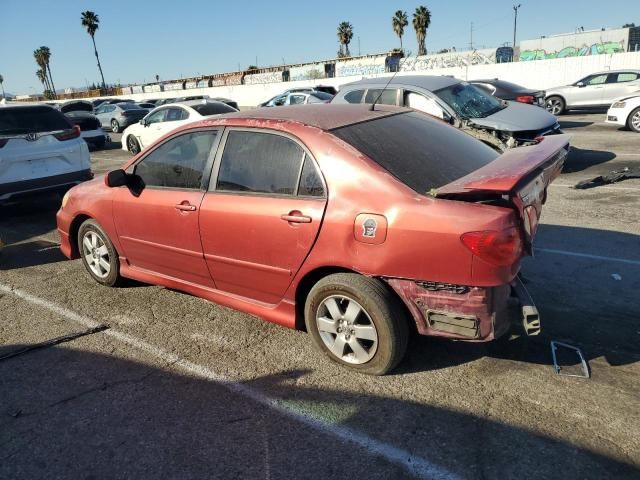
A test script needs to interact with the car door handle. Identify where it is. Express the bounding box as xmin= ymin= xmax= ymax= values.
xmin=175 ymin=203 xmax=197 ymax=211
xmin=281 ymin=211 xmax=312 ymax=223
